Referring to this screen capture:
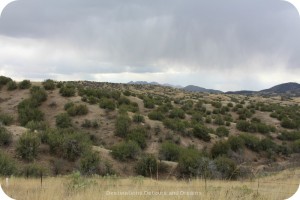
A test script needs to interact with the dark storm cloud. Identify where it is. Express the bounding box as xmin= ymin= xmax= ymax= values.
xmin=0 ymin=0 xmax=299 ymax=90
